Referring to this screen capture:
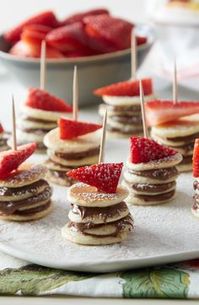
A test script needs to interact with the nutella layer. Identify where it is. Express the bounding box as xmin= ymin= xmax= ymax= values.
xmin=68 ymin=214 xmax=133 ymax=237
xmin=180 ymin=155 xmax=192 ymax=165
xmin=128 ymin=167 xmax=178 ymax=181
xmin=0 ymin=201 xmax=51 ymax=216
xmin=20 ymin=128 xmax=50 ymax=134
xmin=128 ymin=181 xmax=176 ymax=194
xmin=106 ymin=104 xmax=141 ymax=112
xmin=0 ymin=179 xmax=49 ymax=200
xmin=133 ymin=190 xmax=175 ymax=202
xmin=71 ymin=201 xmax=128 ymax=222
xmin=21 ymin=116 xmax=56 ymax=124
xmin=0 ymin=186 xmax=52 ymax=215
xmin=109 ymin=115 xmax=142 ymax=125
xmin=167 ymin=132 xmax=199 ymax=143
xmin=55 ymin=147 xmax=100 ymax=160
xmin=107 ymin=126 xmax=142 ymax=134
